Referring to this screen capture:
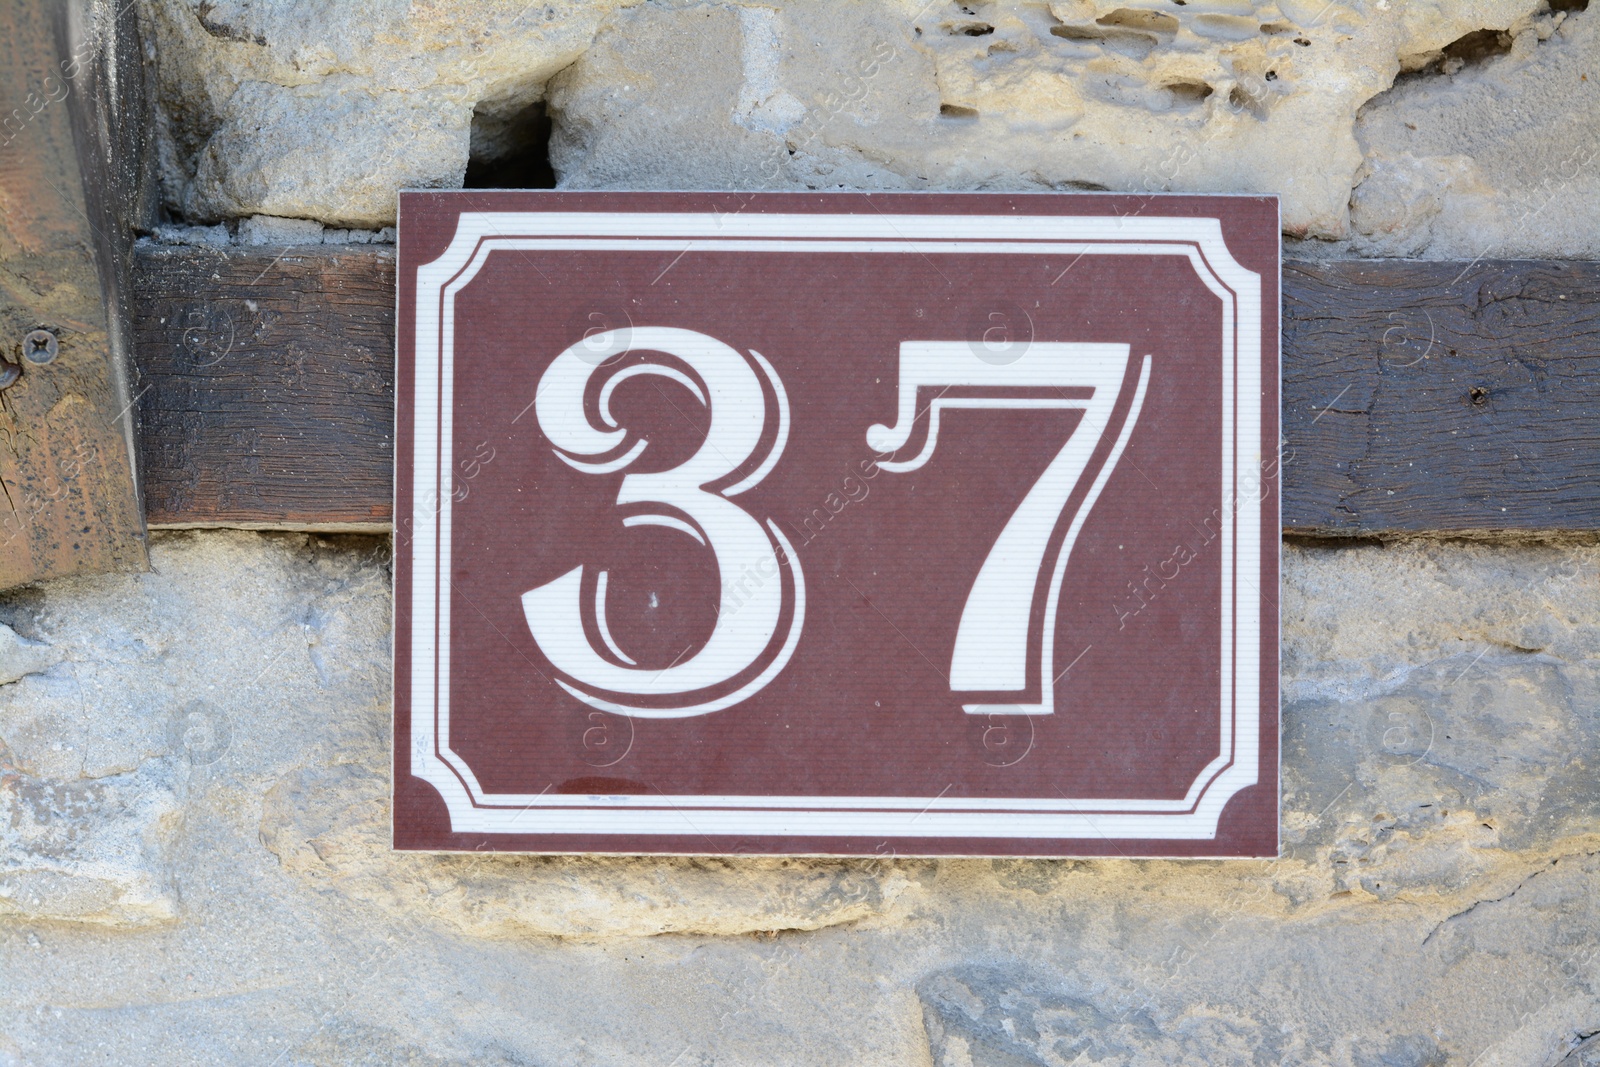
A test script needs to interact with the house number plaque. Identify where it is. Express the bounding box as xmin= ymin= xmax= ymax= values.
xmin=394 ymin=191 xmax=1279 ymax=857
